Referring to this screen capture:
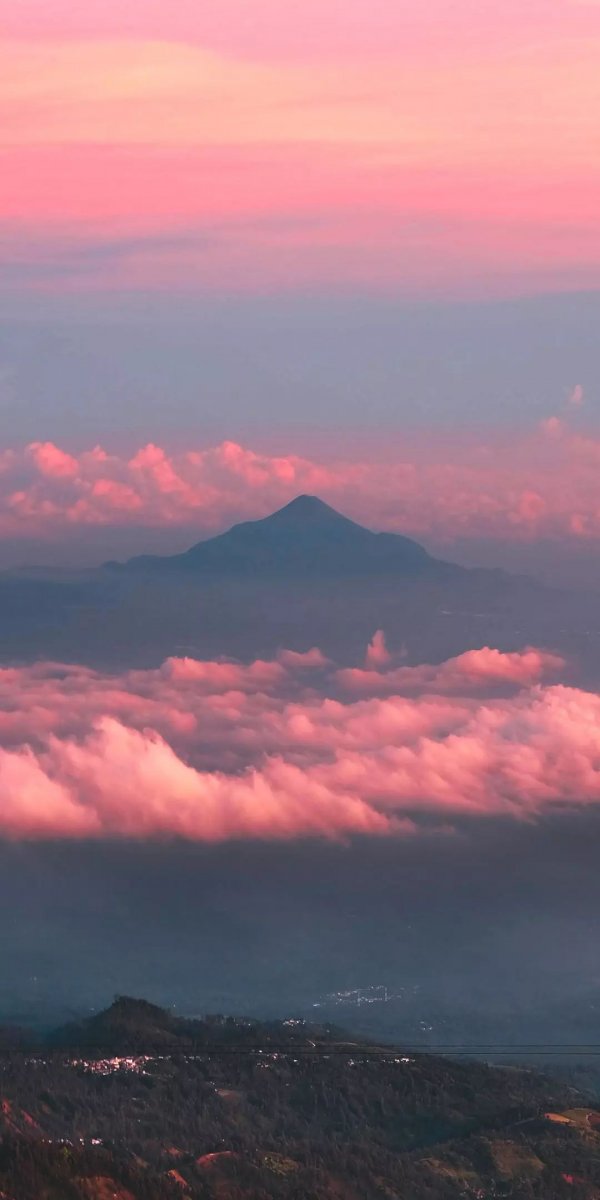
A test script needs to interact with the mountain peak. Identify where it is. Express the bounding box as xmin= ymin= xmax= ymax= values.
xmin=122 ymin=494 xmax=433 ymax=575
xmin=265 ymin=494 xmax=353 ymax=524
